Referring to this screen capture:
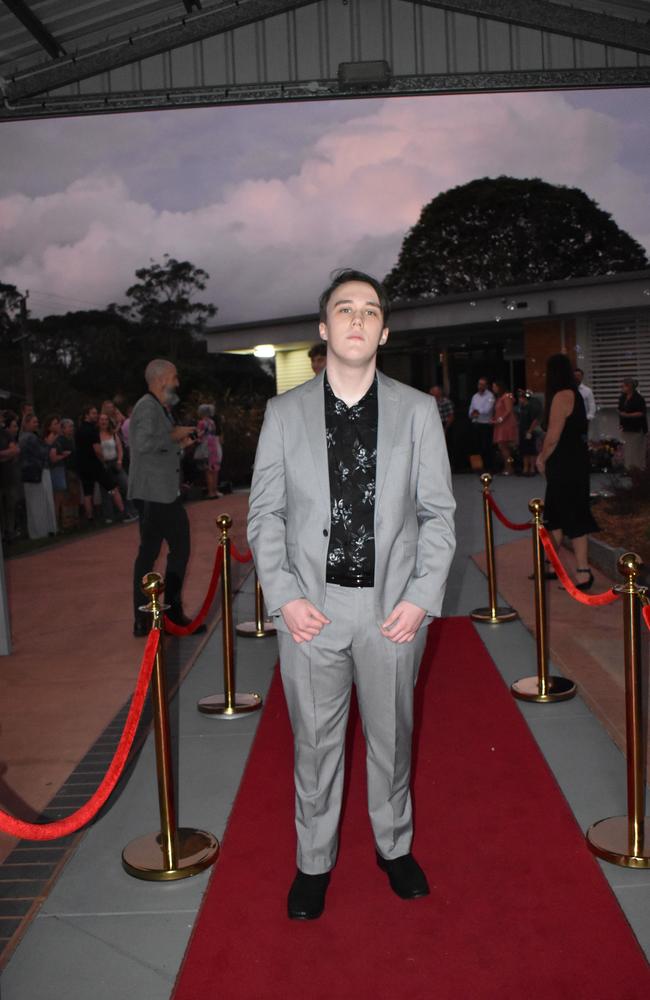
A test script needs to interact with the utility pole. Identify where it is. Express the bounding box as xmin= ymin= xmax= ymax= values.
xmin=19 ymin=290 xmax=34 ymax=406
